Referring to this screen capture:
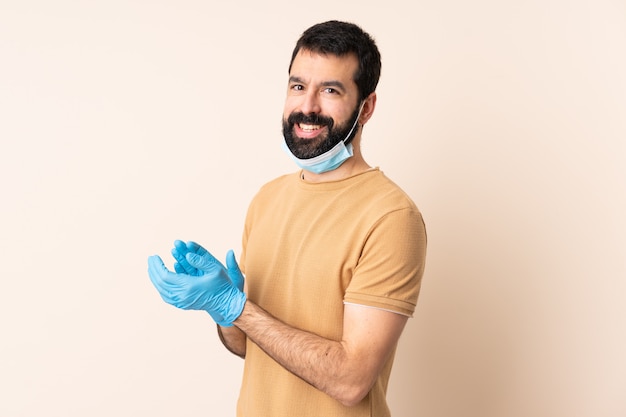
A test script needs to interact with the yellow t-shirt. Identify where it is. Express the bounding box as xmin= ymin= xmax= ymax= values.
xmin=237 ymin=168 xmax=426 ymax=417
